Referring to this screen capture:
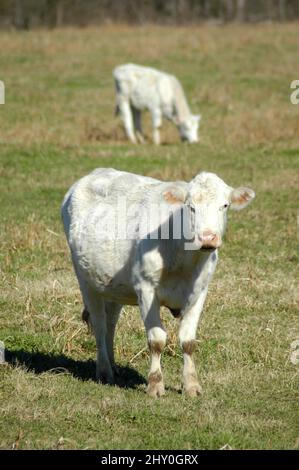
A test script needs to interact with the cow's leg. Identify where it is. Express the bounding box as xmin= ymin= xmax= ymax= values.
xmin=118 ymin=99 xmax=136 ymax=143
xmin=178 ymin=291 xmax=209 ymax=397
xmin=105 ymin=301 xmax=122 ymax=373
xmin=132 ymin=106 xmax=144 ymax=143
xmin=137 ymin=285 xmax=166 ymax=397
xmin=179 ymin=310 xmax=202 ymax=397
xmin=151 ymin=109 xmax=162 ymax=145
xmin=81 ymin=285 xmax=114 ymax=384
